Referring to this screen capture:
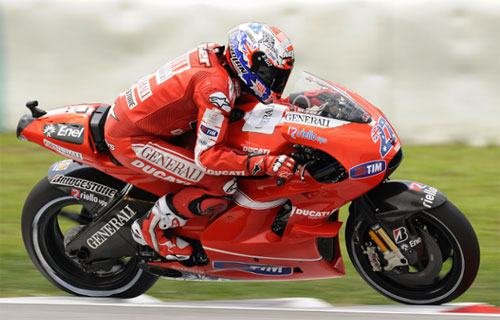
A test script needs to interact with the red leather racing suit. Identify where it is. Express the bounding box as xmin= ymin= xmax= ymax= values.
xmin=105 ymin=43 xmax=252 ymax=218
